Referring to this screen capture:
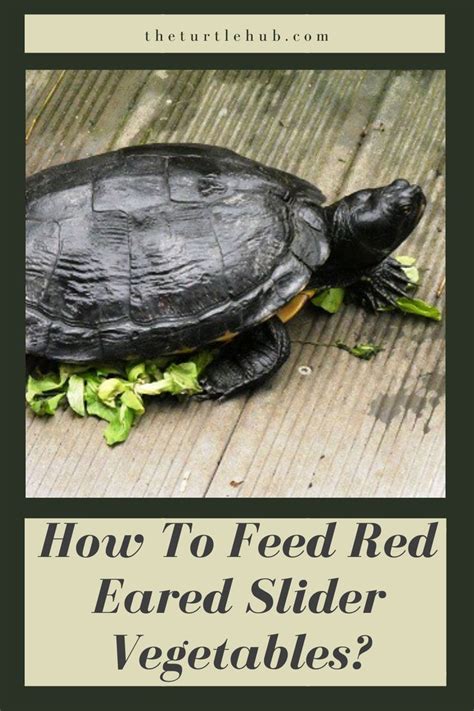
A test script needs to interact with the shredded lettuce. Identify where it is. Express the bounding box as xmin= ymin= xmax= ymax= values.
xmin=26 ymin=351 xmax=215 ymax=446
